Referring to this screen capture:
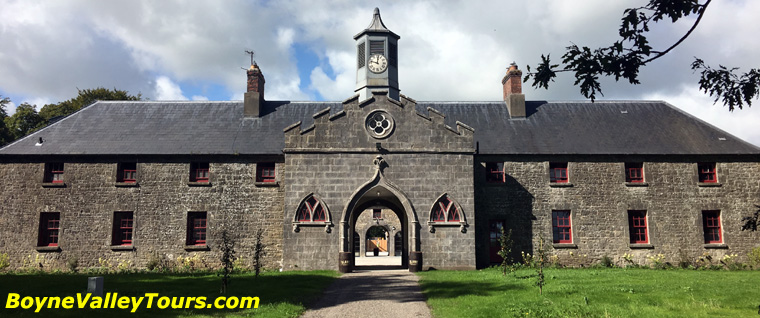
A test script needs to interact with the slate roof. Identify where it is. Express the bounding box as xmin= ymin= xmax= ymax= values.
xmin=1 ymin=99 xmax=758 ymax=156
